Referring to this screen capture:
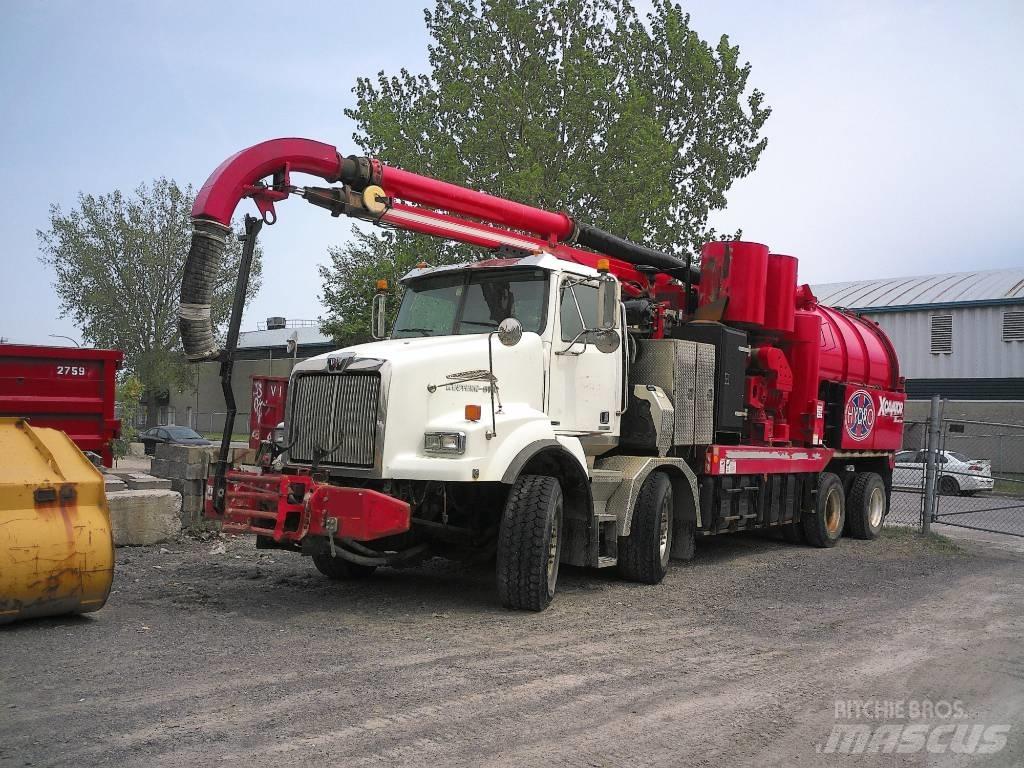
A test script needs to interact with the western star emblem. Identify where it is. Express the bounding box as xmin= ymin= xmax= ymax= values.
xmin=844 ymin=389 xmax=876 ymax=441
xmin=327 ymin=354 xmax=352 ymax=372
